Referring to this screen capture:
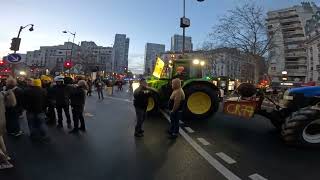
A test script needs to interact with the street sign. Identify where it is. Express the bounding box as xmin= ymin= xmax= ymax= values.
xmin=7 ymin=53 xmax=22 ymax=63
